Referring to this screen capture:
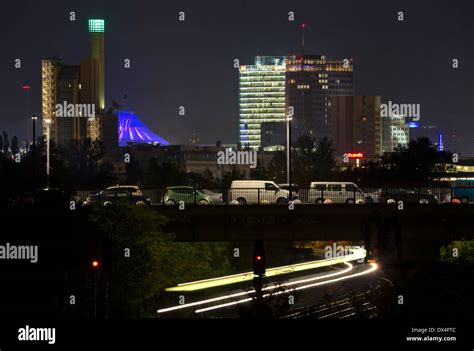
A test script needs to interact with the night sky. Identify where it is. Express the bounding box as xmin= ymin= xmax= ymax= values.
xmin=1 ymin=0 xmax=473 ymax=154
